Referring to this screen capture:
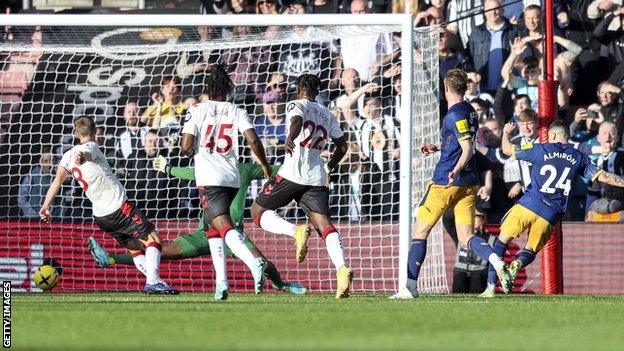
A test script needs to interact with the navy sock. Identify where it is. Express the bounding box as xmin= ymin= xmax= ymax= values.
xmin=518 ymin=249 xmax=536 ymax=268
xmin=407 ymin=239 xmax=427 ymax=281
xmin=487 ymin=239 xmax=508 ymax=285
xmin=468 ymin=235 xmax=496 ymax=263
